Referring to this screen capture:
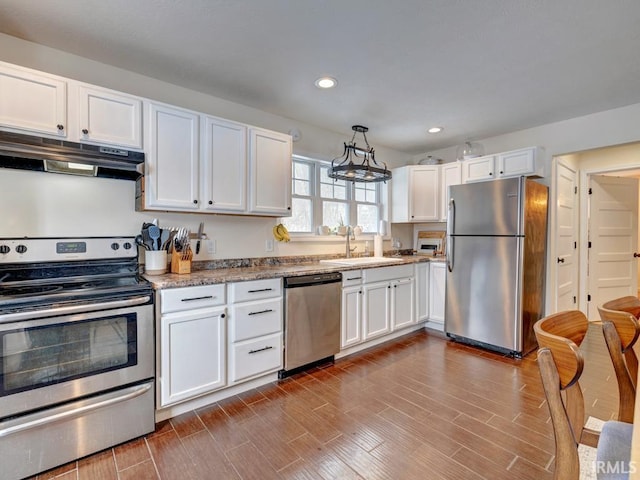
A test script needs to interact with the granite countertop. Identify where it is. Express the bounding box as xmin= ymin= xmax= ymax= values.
xmin=143 ymin=254 xmax=446 ymax=289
